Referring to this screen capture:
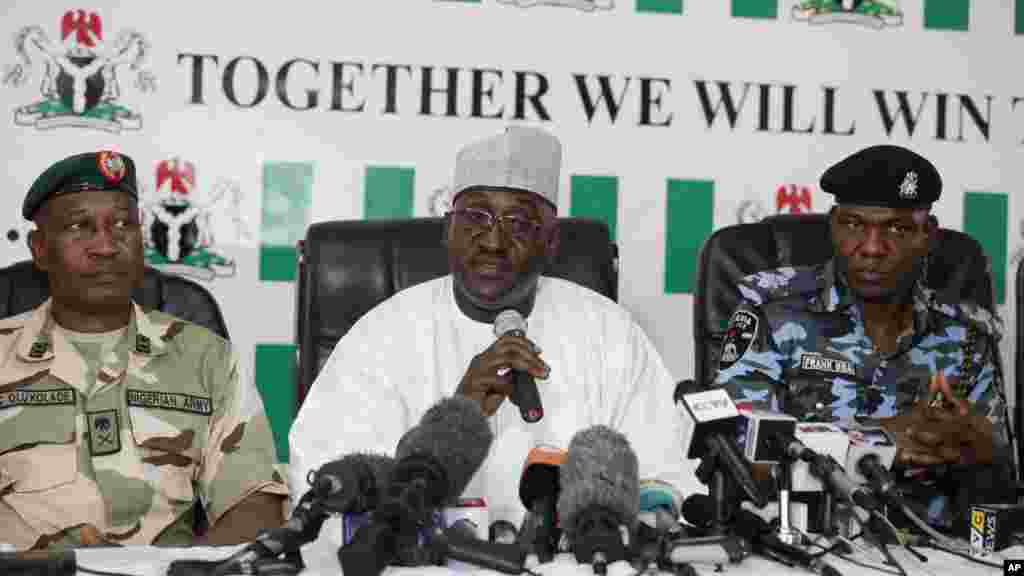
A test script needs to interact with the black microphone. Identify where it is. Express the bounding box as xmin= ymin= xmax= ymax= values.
xmin=207 ymin=452 xmax=394 ymax=575
xmin=0 ymin=550 xmax=76 ymax=576
xmin=673 ymin=381 xmax=766 ymax=509
xmin=779 ymin=435 xmax=880 ymax=515
xmin=495 ymin=310 xmax=543 ymax=423
xmin=557 ymin=425 xmax=639 ymax=574
xmin=338 ymin=396 xmax=495 ymax=576
xmin=431 ymin=519 xmax=529 ymax=574
xmin=856 ymin=454 xmax=906 ymax=510
xmin=489 ymin=520 xmax=519 ymax=544
xmin=682 ymin=495 xmax=843 ymax=576
xmin=518 ymin=445 xmax=564 ymax=562
xmin=842 ymin=426 xmax=903 ymax=508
